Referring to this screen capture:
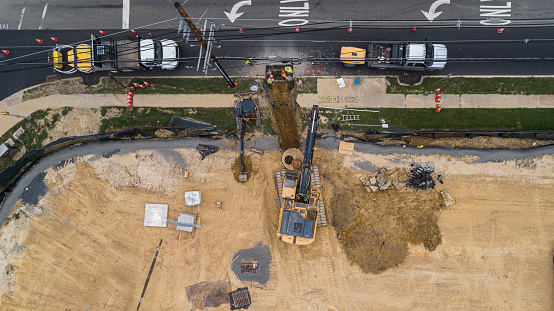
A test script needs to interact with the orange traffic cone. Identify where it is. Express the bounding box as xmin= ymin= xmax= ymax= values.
xmin=435 ymin=93 xmax=441 ymax=102
xmin=128 ymin=92 xmax=134 ymax=96
xmin=497 ymin=28 xmax=505 ymax=33
xmin=1 ymin=50 xmax=9 ymax=55
xmin=295 ymin=27 xmax=299 ymax=32
xmin=139 ymin=84 xmax=145 ymax=89
xmin=143 ymin=81 xmax=150 ymax=87
xmin=98 ymin=30 xmax=106 ymax=35
xmin=35 ymin=39 xmax=43 ymax=44
xmin=128 ymin=102 xmax=133 ymax=107
xmin=412 ymin=26 xmax=417 ymax=32
xmin=435 ymin=88 xmax=441 ymax=93
xmin=133 ymin=82 xmax=139 ymax=87
xmin=130 ymin=29 xmax=136 ymax=34
xmin=50 ymin=37 xmax=58 ymax=42
xmin=239 ymin=28 xmax=243 ymax=33
xmin=348 ymin=28 xmax=352 ymax=33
